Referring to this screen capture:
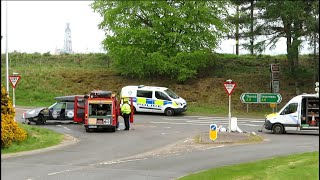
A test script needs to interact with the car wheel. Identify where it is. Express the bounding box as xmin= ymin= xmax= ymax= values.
xmin=165 ymin=108 xmax=175 ymax=116
xmin=36 ymin=114 xmax=46 ymax=125
xmin=272 ymin=124 xmax=284 ymax=134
